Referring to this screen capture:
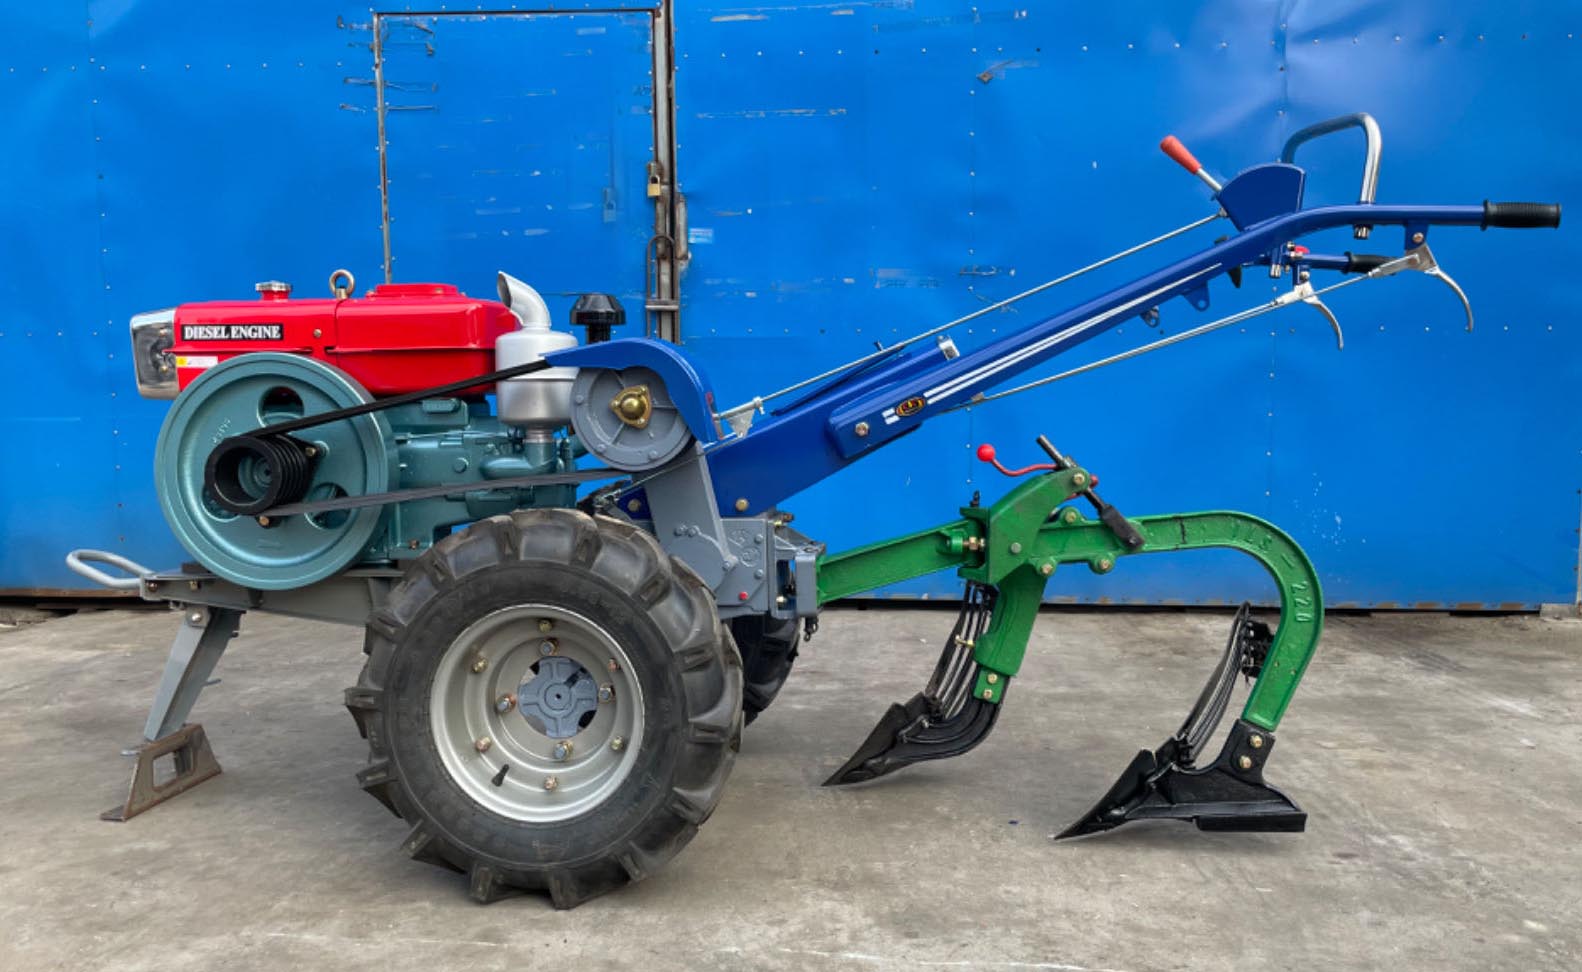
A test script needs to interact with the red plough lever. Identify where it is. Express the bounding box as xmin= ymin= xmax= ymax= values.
xmin=975 ymin=443 xmax=1059 ymax=478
